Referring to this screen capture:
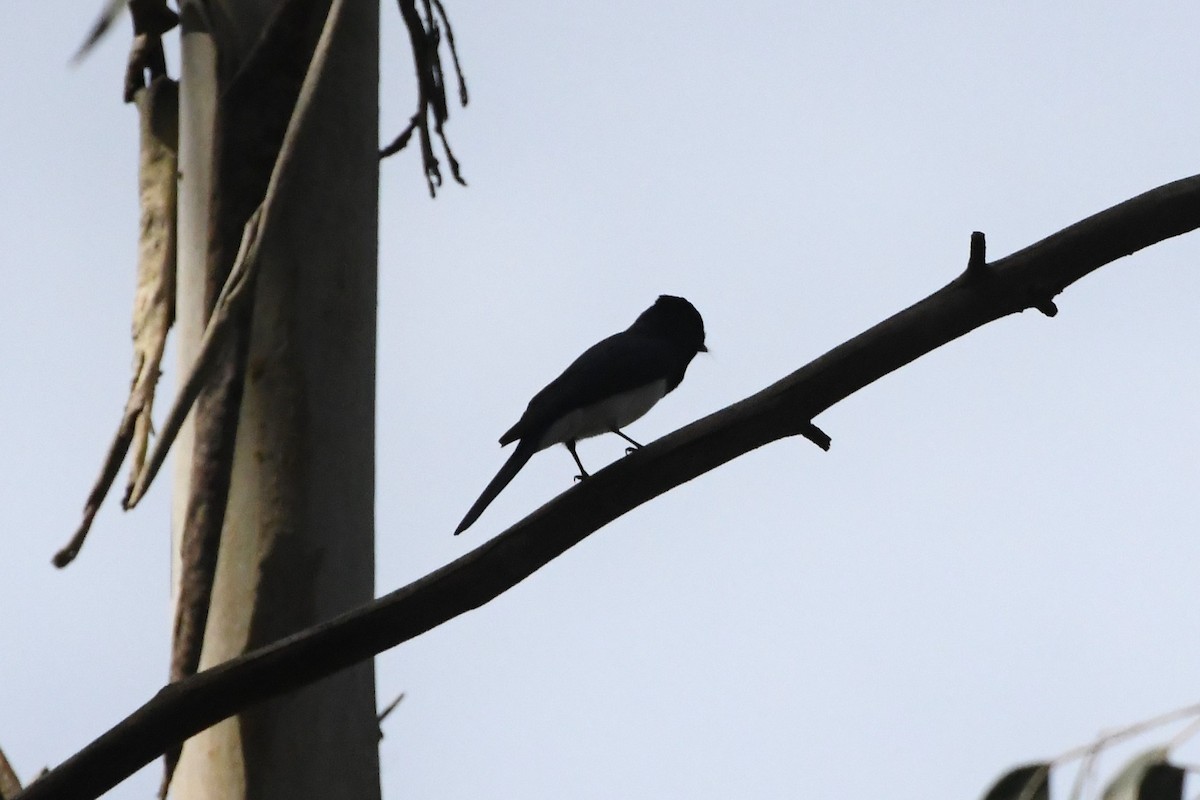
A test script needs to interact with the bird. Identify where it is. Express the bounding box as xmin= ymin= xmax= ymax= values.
xmin=454 ymin=295 xmax=707 ymax=534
